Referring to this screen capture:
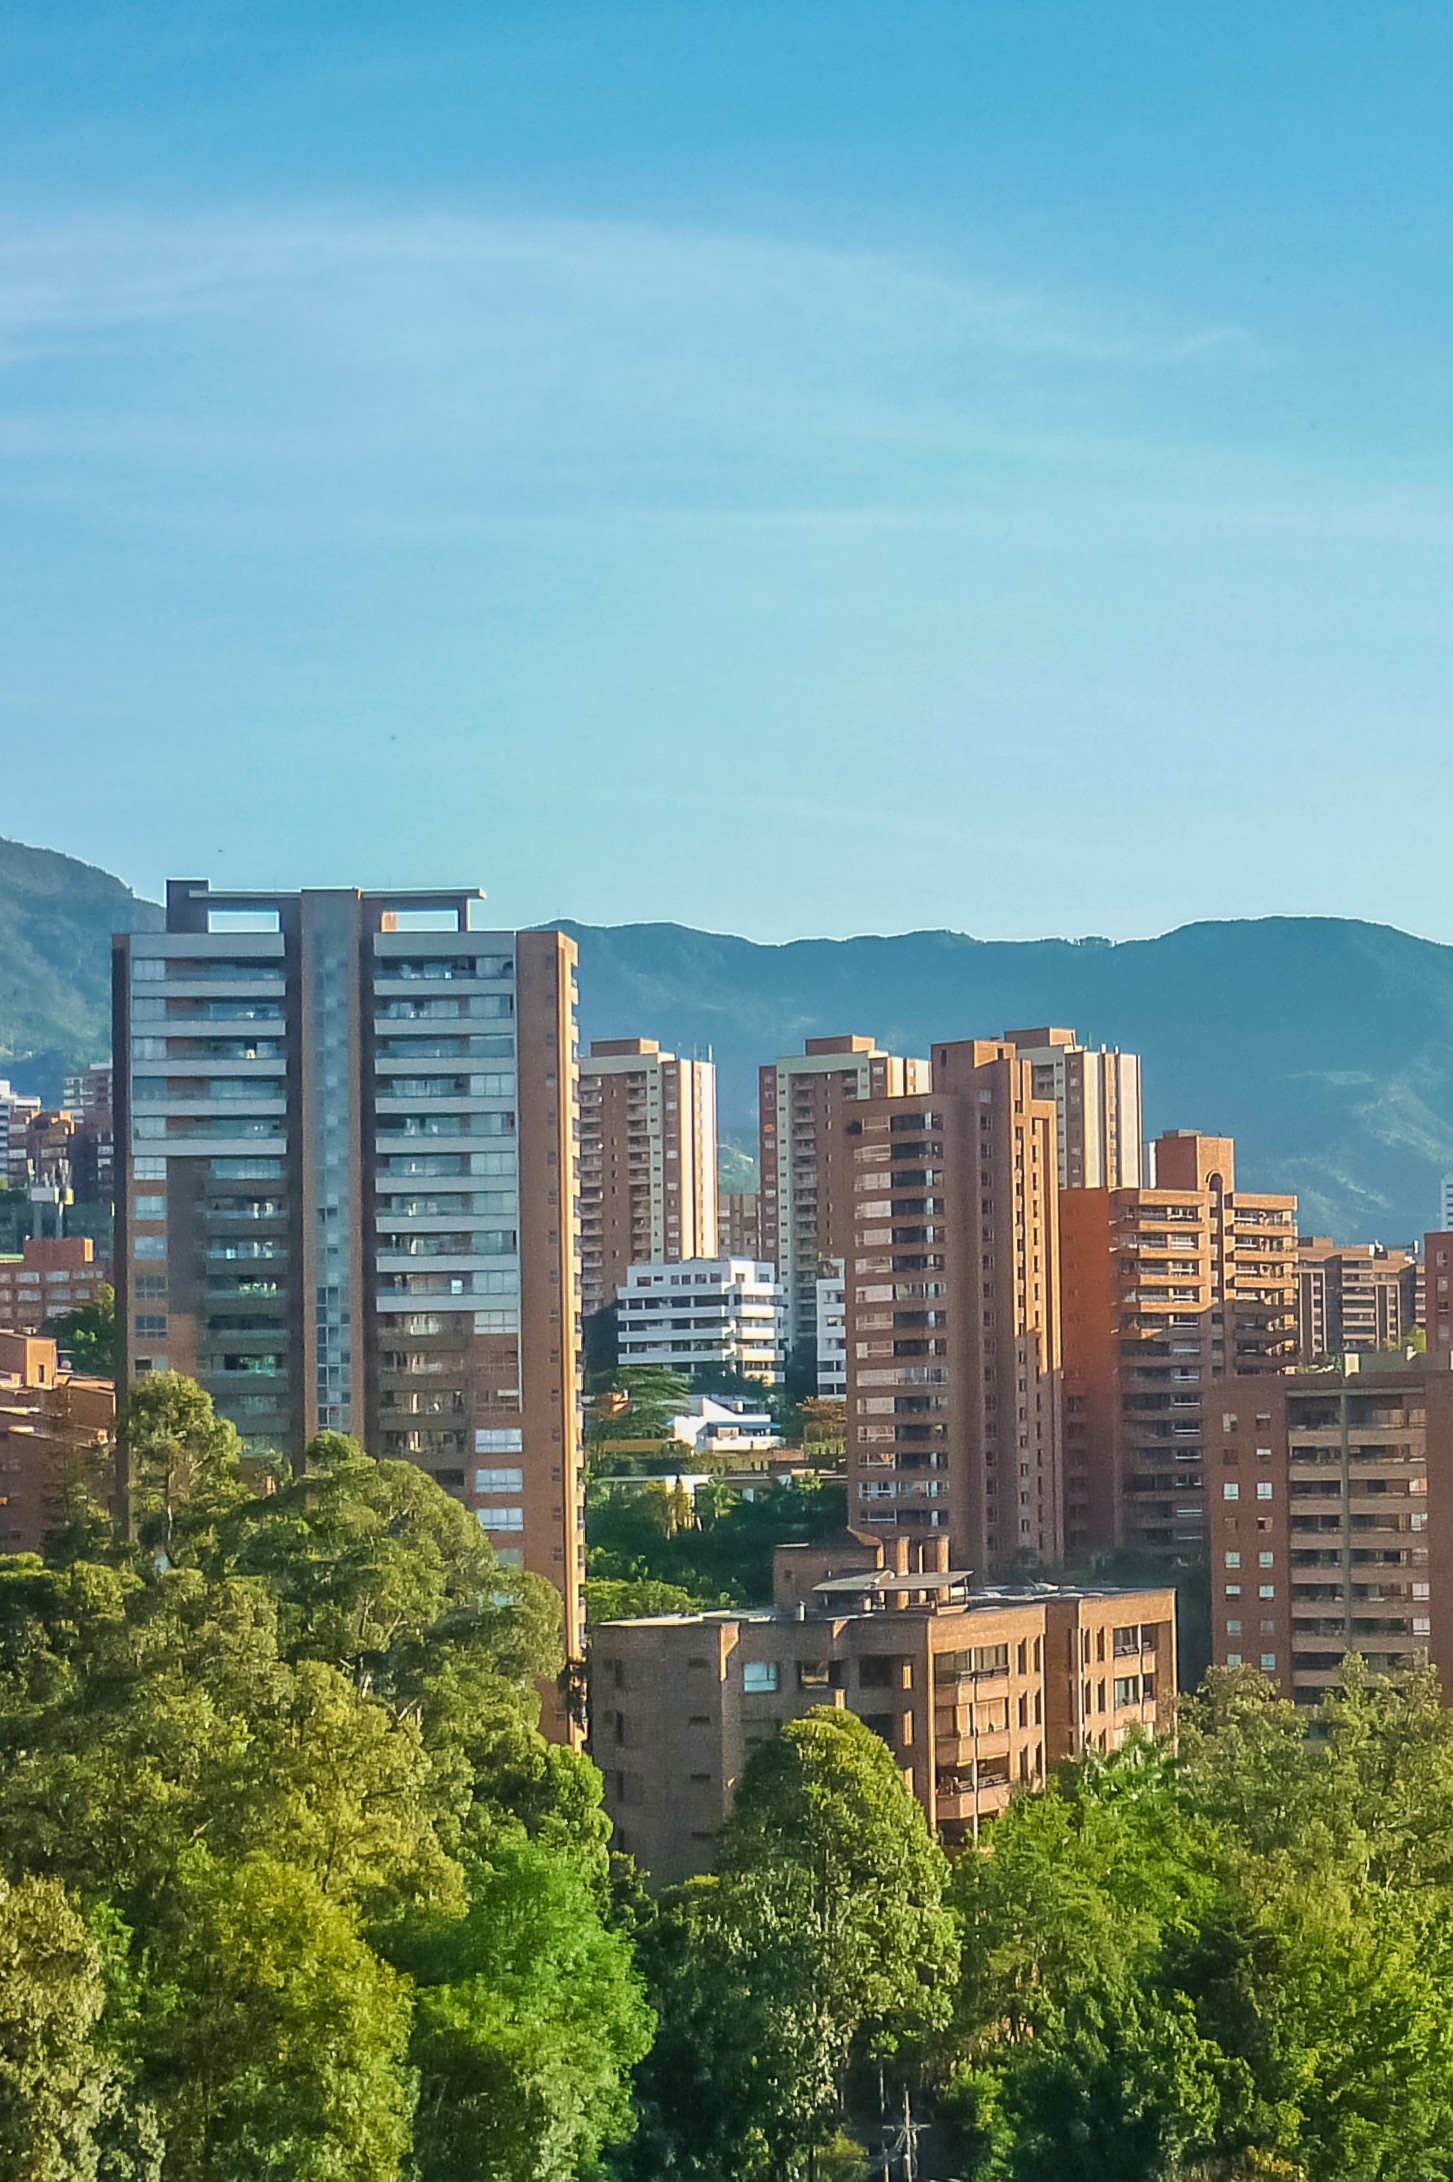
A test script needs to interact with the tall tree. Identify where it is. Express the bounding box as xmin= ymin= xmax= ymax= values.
xmin=45 ymin=1284 xmax=117 ymax=1379
xmin=0 ymin=1872 xmax=145 ymax=2182
xmin=627 ymin=1709 xmax=957 ymax=2179
xmin=117 ymin=1373 xmax=248 ymax=1566
xmin=398 ymin=1840 xmax=653 ymax=2182
xmin=140 ymin=1850 xmax=413 ymax=2182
